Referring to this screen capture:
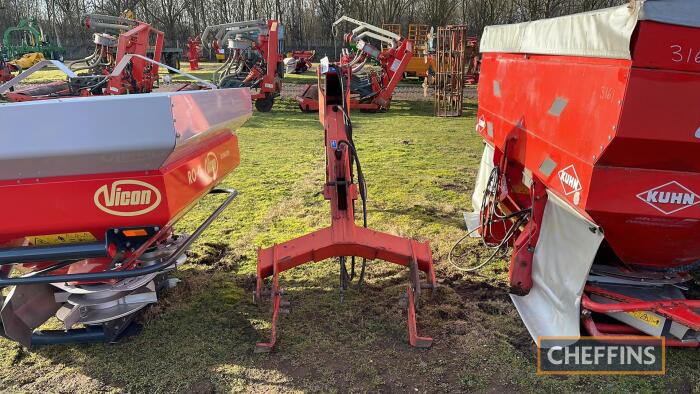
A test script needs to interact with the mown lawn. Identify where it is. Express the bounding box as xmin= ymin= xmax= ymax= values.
xmin=0 ymin=99 xmax=699 ymax=393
